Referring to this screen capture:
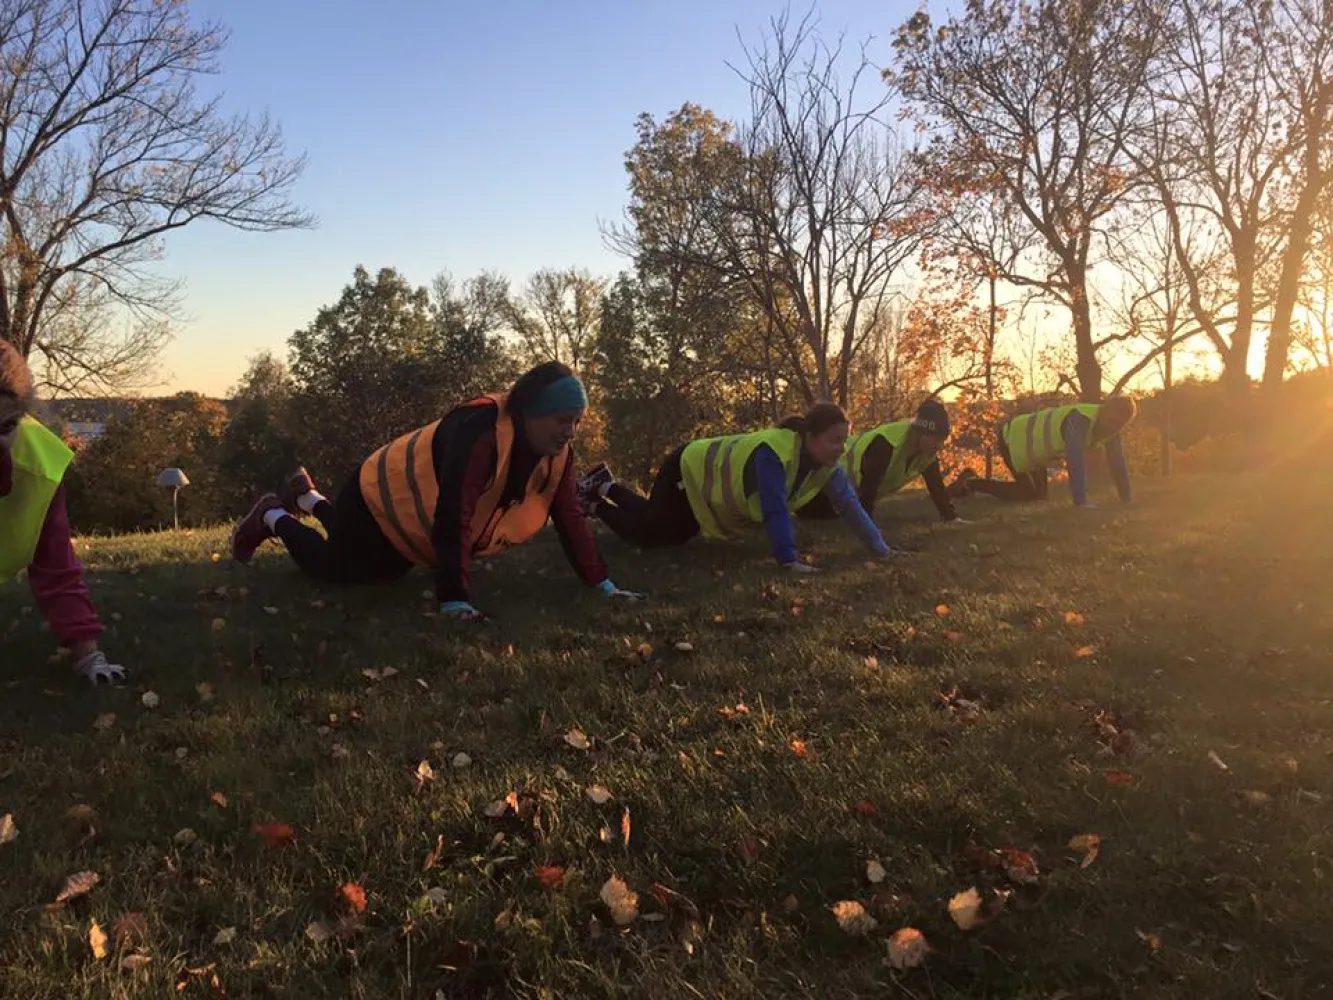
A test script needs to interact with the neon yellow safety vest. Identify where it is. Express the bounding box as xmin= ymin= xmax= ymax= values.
xmin=680 ymin=427 xmax=835 ymax=540
xmin=0 ymin=416 xmax=74 ymax=580
xmin=1002 ymin=403 xmax=1115 ymax=475
xmin=842 ymin=421 xmax=932 ymax=501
